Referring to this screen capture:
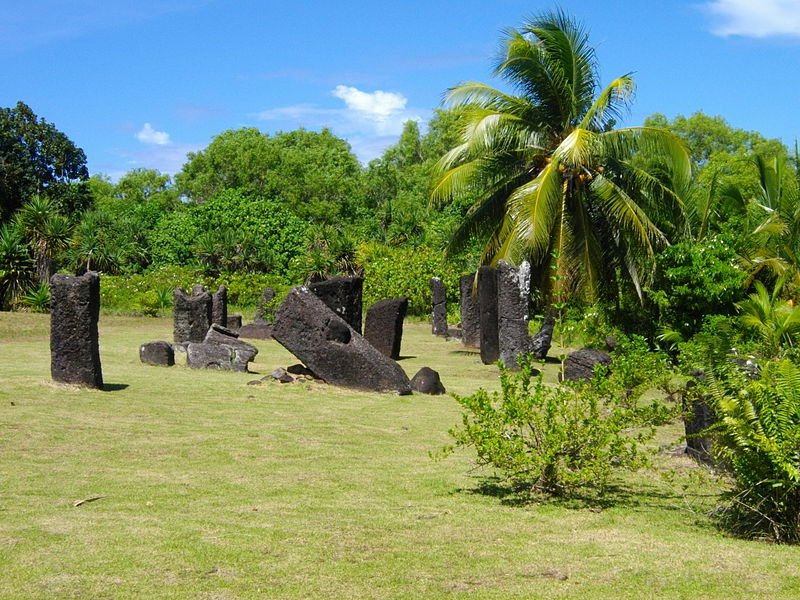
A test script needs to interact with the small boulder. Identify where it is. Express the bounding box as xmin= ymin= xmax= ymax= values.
xmin=139 ymin=341 xmax=175 ymax=366
xmin=561 ymin=348 xmax=612 ymax=382
xmin=410 ymin=367 xmax=446 ymax=395
xmin=271 ymin=367 xmax=295 ymax=383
